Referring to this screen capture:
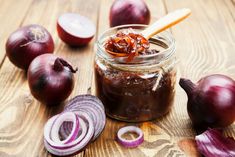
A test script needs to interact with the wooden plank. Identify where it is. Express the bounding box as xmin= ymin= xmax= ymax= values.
xmin=163 ymin=0 xmax=235 ymax=154
xmin=0 ymin=0 xmax=100 ymax=156
xmin=0 ymin=0 xmax=33 ymax=67
xmin=88 ymin=0 xmax=187 ymax=157
xmin=89 ymin=0 xmax=235 ymax=156
xmin=0 ymin=0 xmax=234 ymax=157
